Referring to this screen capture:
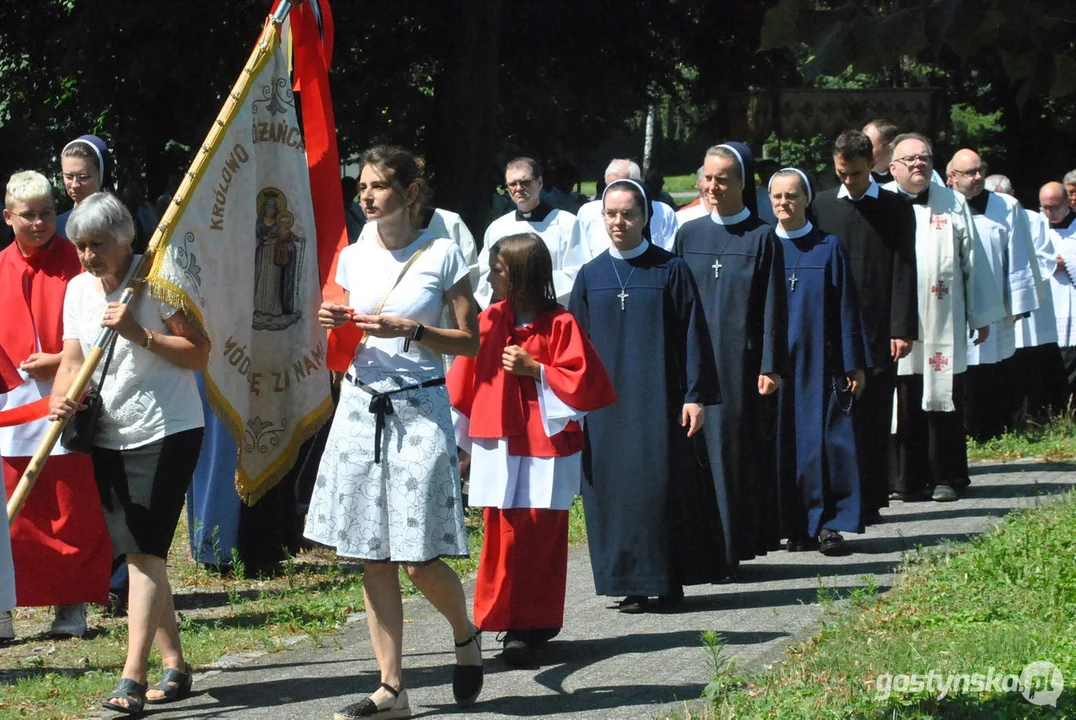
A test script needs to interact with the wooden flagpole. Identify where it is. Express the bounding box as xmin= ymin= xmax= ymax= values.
xmin=7 ymin=0 xmax=301 ymax=525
